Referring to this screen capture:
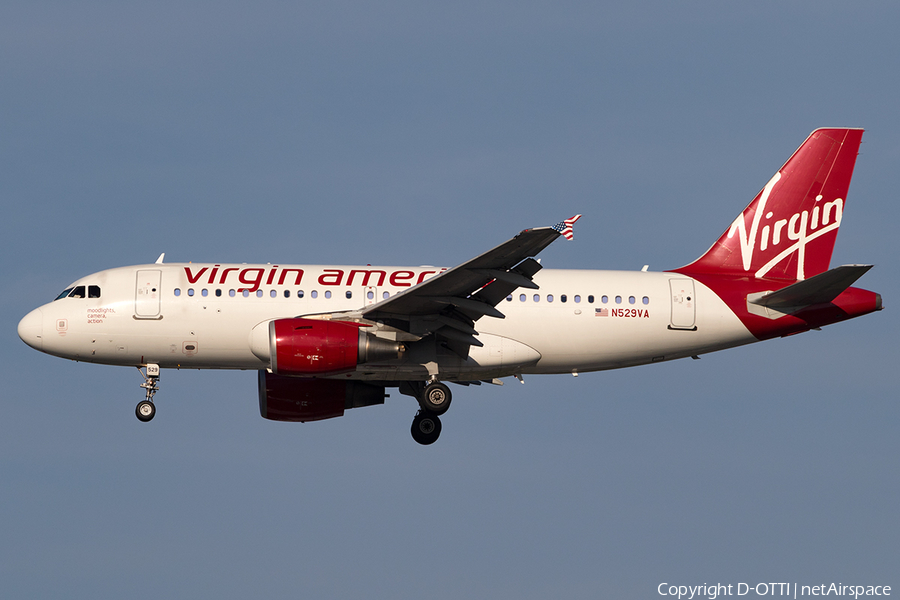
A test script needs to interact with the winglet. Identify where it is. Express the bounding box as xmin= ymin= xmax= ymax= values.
xmin=155 ymin=253 xmax=165 ymax=264
xmin=551 ymin=214 xmax=582 ymax=240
